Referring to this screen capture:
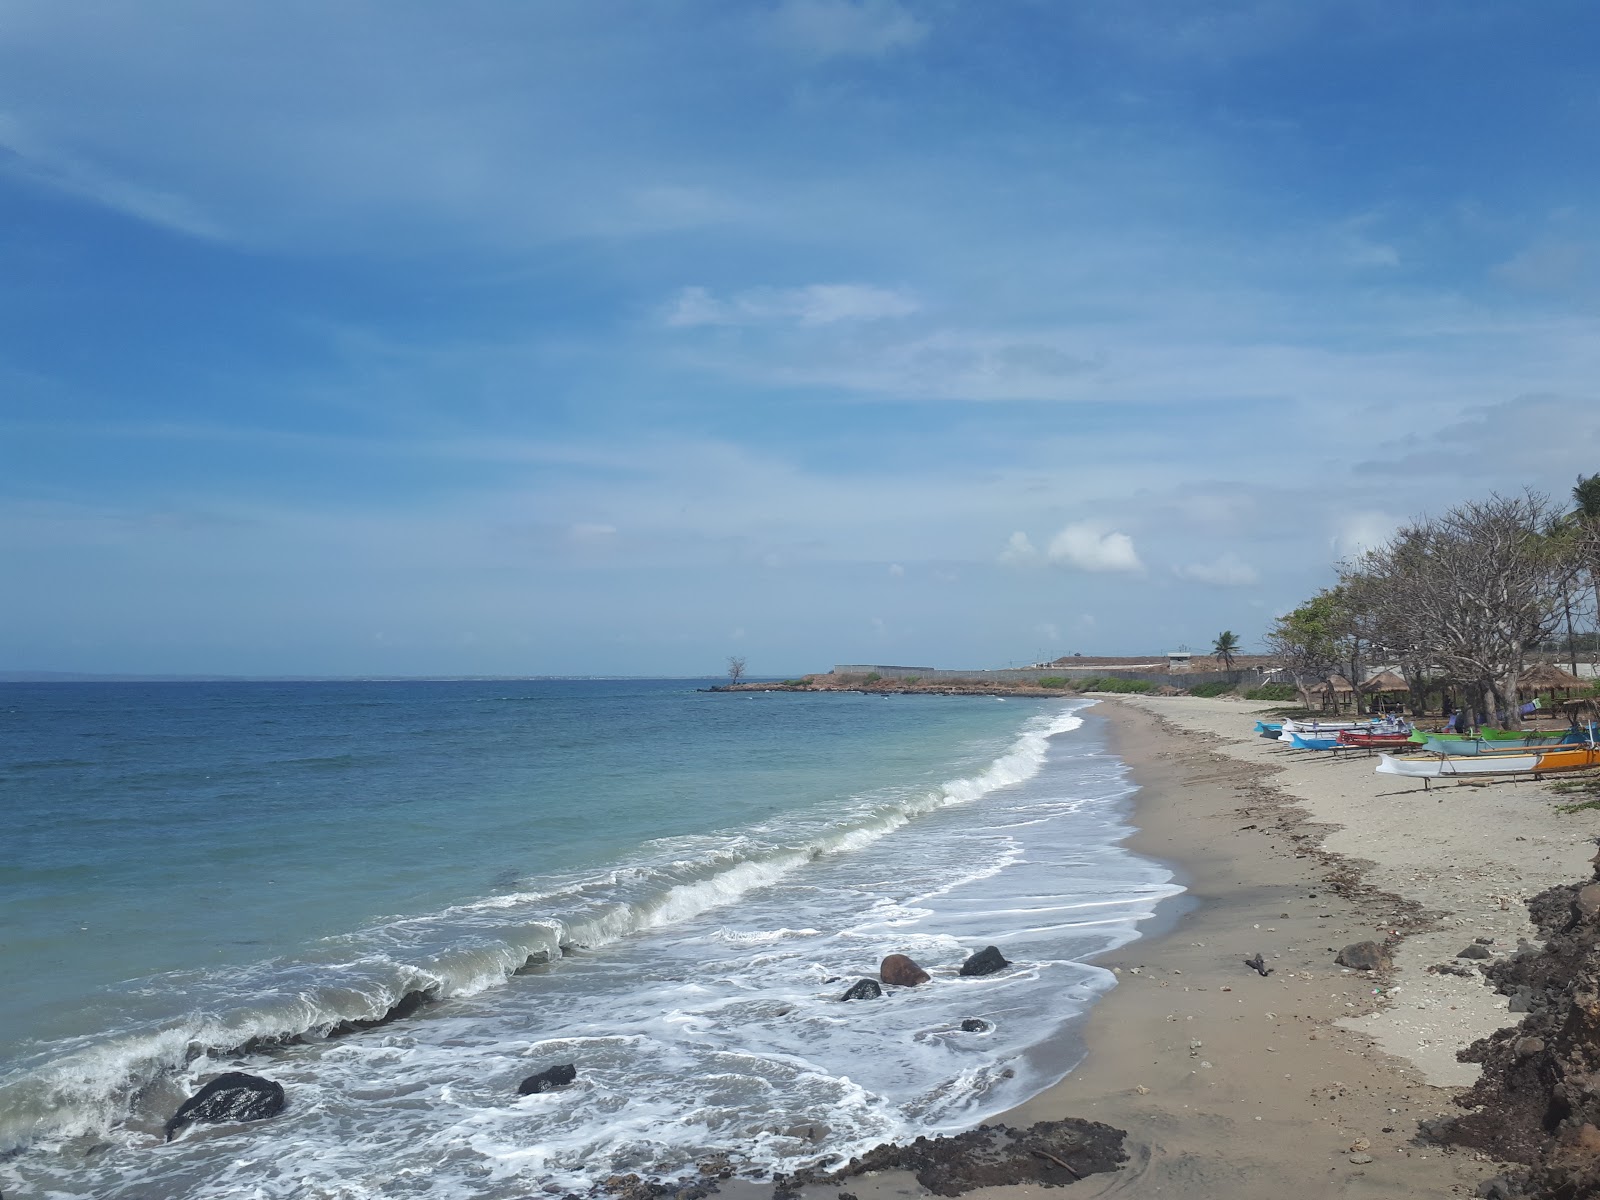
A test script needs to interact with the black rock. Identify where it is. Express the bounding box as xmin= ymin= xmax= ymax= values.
xmin=1417 ymin=1115 xmax=1459 ymax=1143
xmin=328 ymin=987 xmax=438 ymax=1037
xmin=518 ymin=1064 xmax=577 ymax=1095
xmin=1508 ymin=986 xmax=1535 ymax=1013
xmin=959 ymin=1018 xmax=991 ymax=1033
xmin=1458 ymin=944 xmax=1493 ymax=960
xmin=958 ymin=946 xmax=1011 ymax=977
xmin=839 ymin=979 xmax=882 ymax=1002
xmin=164 ymin=1072 xmax=286 ymax=1142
